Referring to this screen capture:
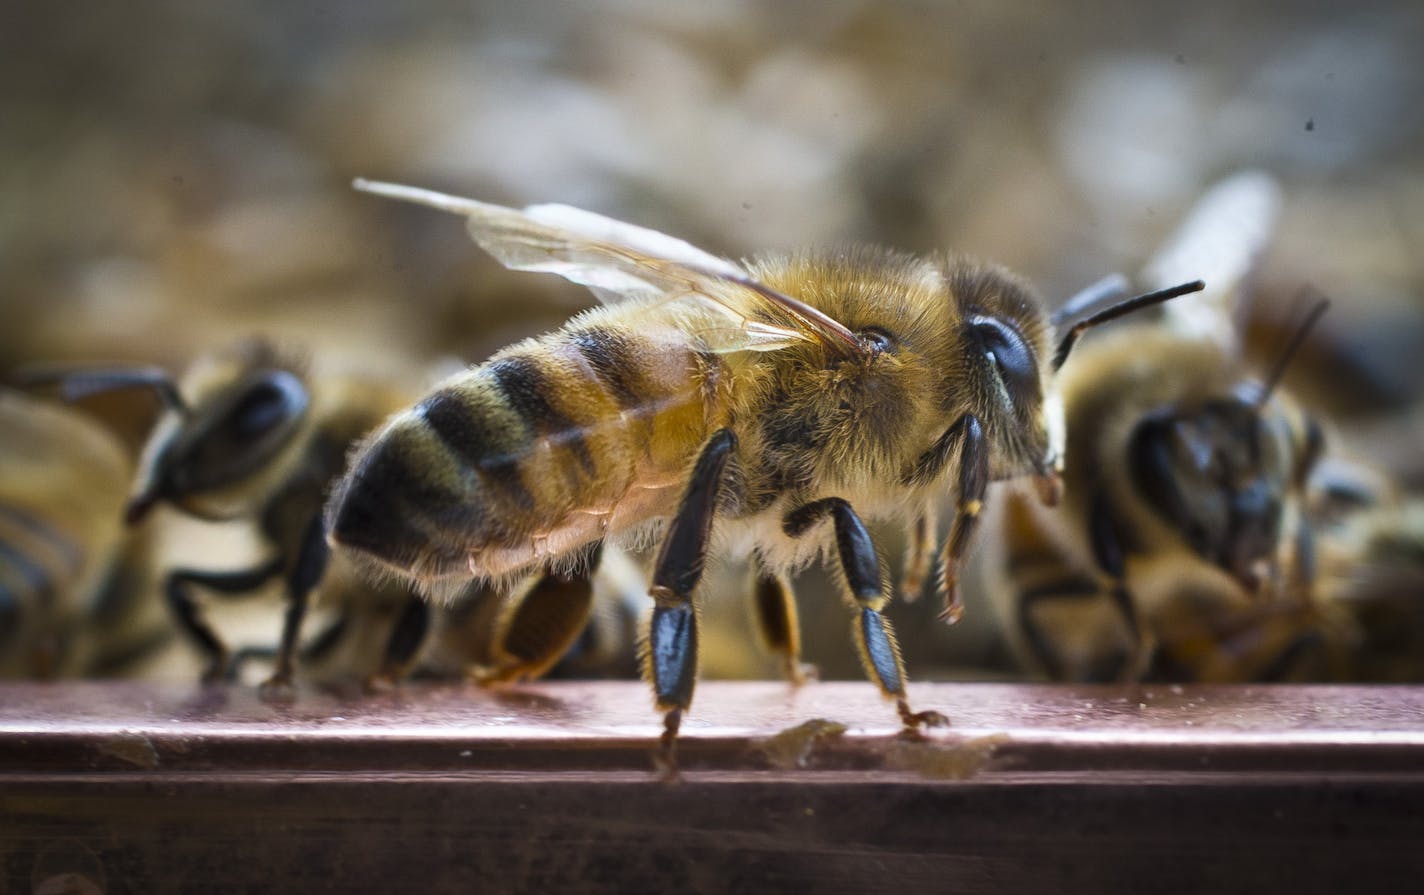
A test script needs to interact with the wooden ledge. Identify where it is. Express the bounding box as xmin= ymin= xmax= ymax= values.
xmin=3 ymin=681 xmax=1423 ymax=892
